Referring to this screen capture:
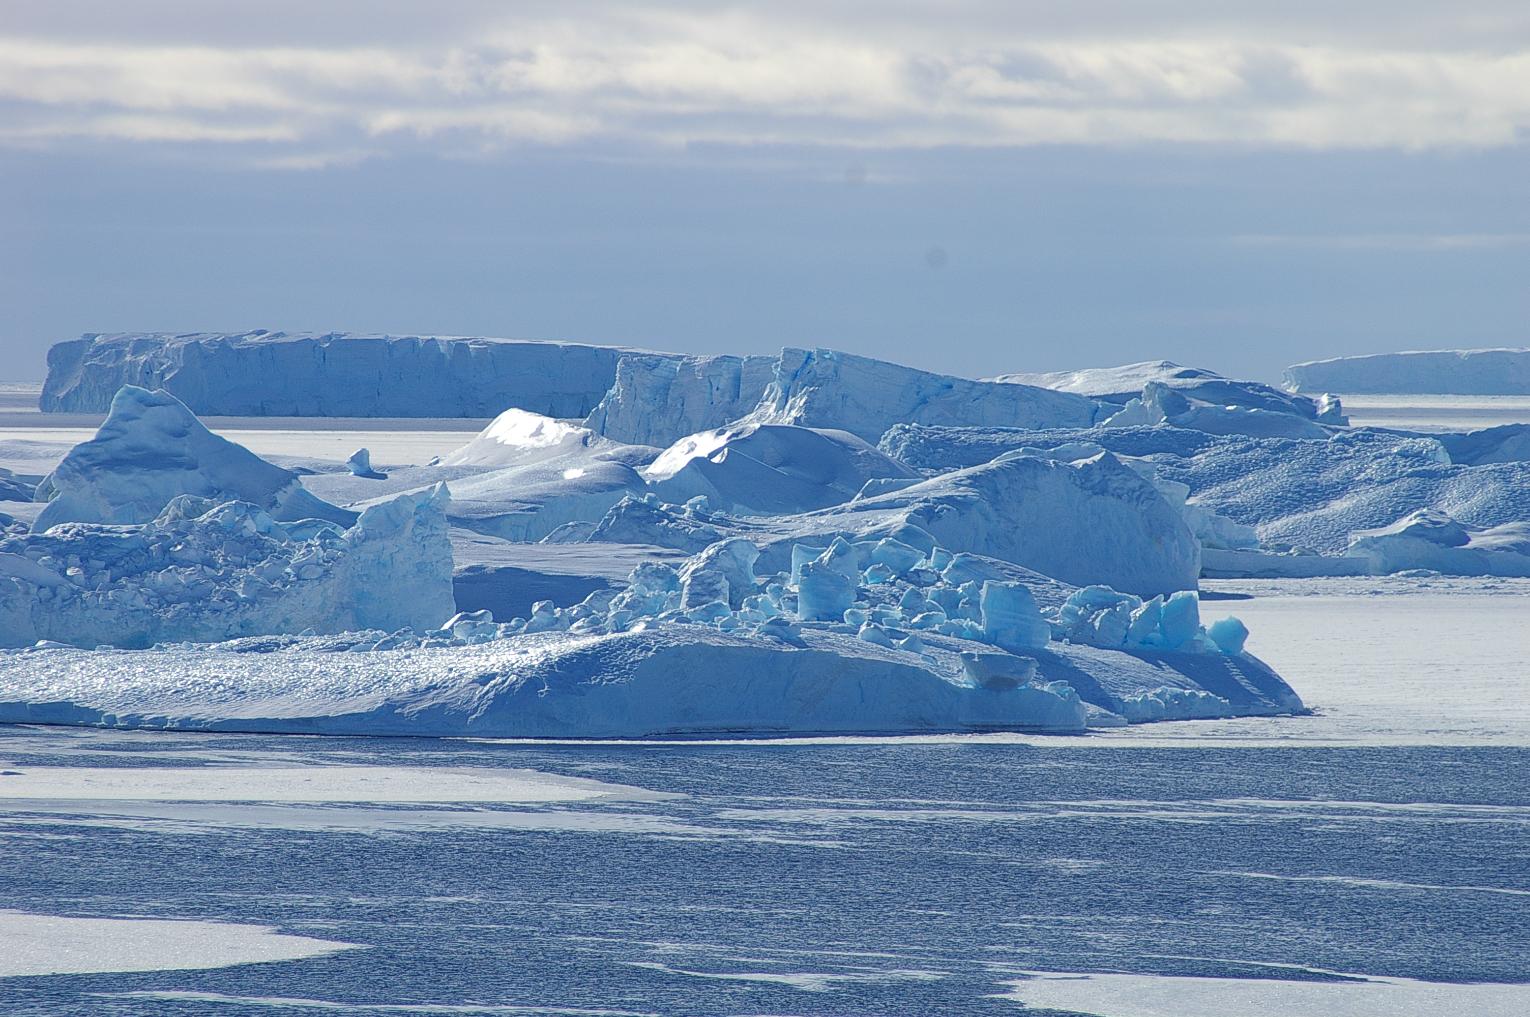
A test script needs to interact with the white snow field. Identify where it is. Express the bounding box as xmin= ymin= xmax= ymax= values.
xmin=1285 ymin=346 xmax=1530 ymax=395
xmin=0 ymin=911 xmax=357 ymax=978
xmin=1143 ymin=577 xmax=1530 ymax=746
